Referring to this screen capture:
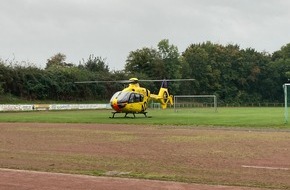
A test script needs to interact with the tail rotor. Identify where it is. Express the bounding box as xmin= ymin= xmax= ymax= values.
xmin=150 ymin=80 xmax=173 ymax=109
